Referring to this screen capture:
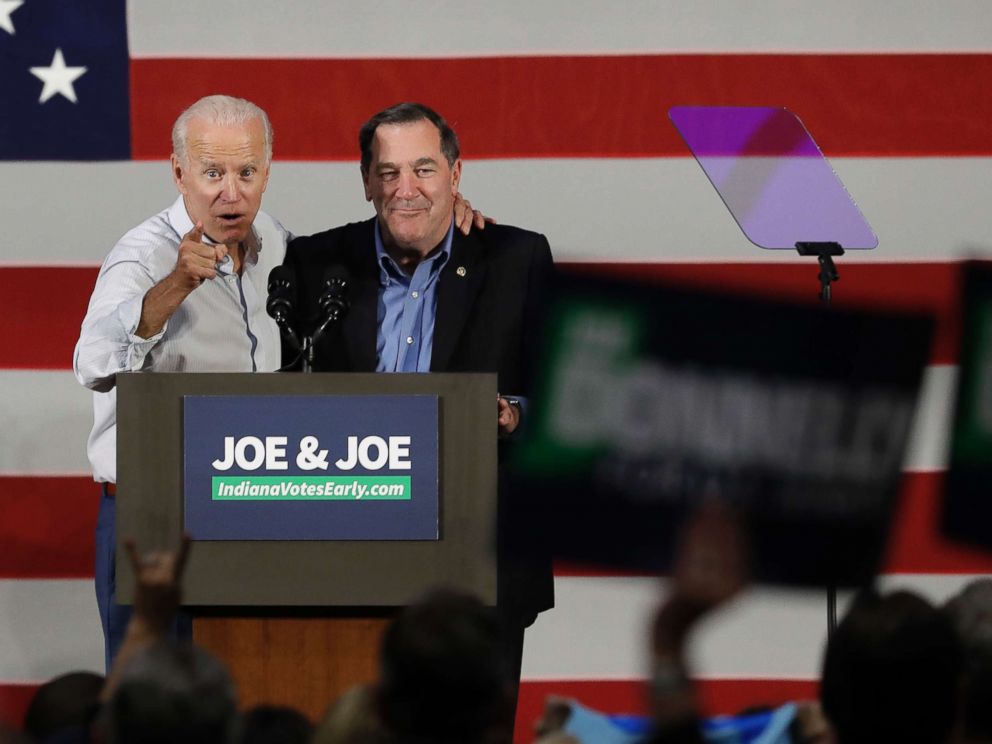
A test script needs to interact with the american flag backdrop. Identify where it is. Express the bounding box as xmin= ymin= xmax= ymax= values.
xmin=2 ymin=0 xmax=992 ymax=740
